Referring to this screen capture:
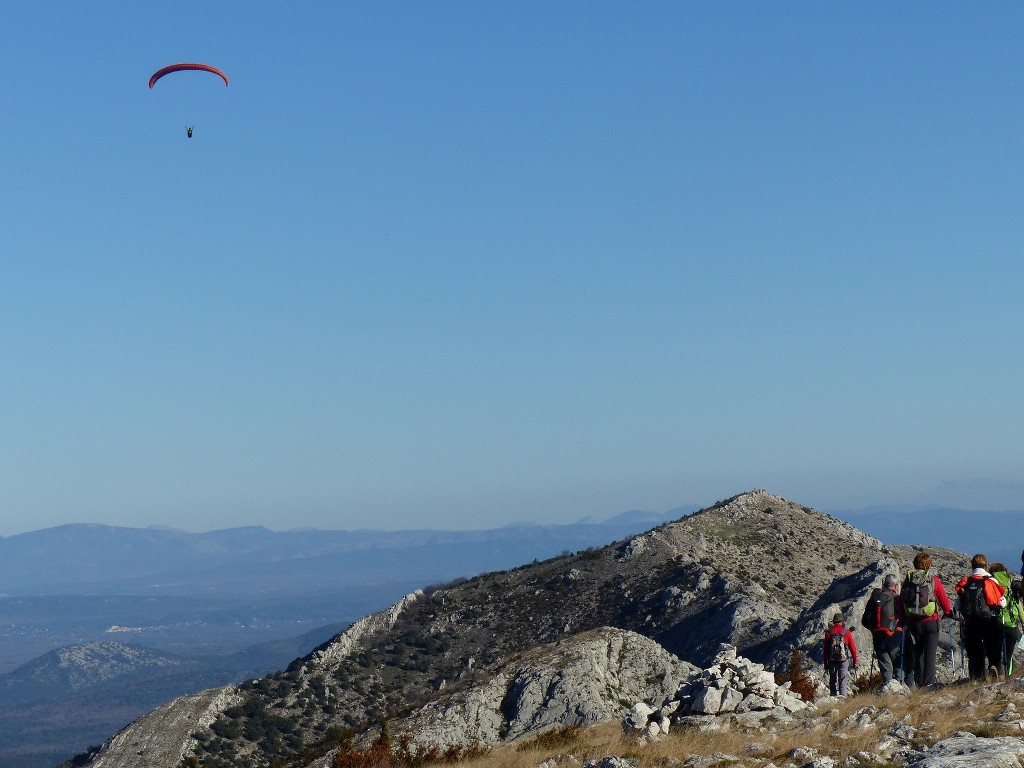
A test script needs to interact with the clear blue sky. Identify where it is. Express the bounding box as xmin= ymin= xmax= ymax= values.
xmin=3 ymin=3 xmax=1023 ymax=535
